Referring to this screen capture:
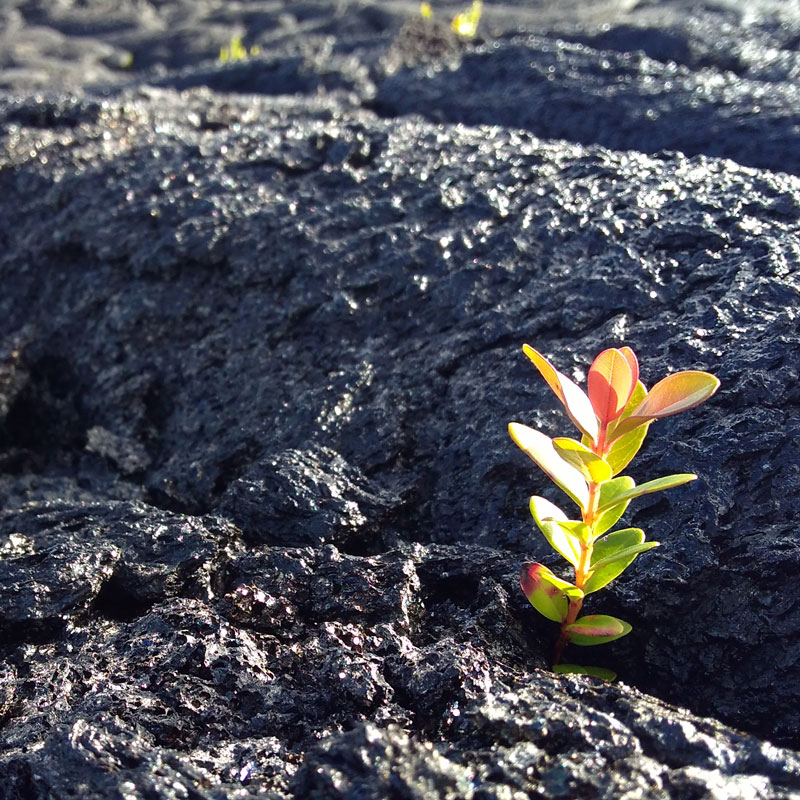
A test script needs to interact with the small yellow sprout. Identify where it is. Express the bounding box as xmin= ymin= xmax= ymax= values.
xmin=219 ymin=35 xmax=261 ymax=64
xmin=452 ymin=0 xmax=482 ymax=38
xmin=420 ymin=1 xmax=434 ymax=19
